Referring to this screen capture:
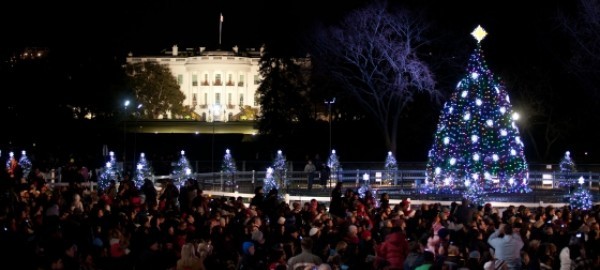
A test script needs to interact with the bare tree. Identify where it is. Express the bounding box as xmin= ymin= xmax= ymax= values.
xmin=310 ymin=0 xmax=441 ymax=155
xmin=507 ymin=72 xmax=571 ymax=162
xmin=558 ymin=0 xmax=600 ymax=99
